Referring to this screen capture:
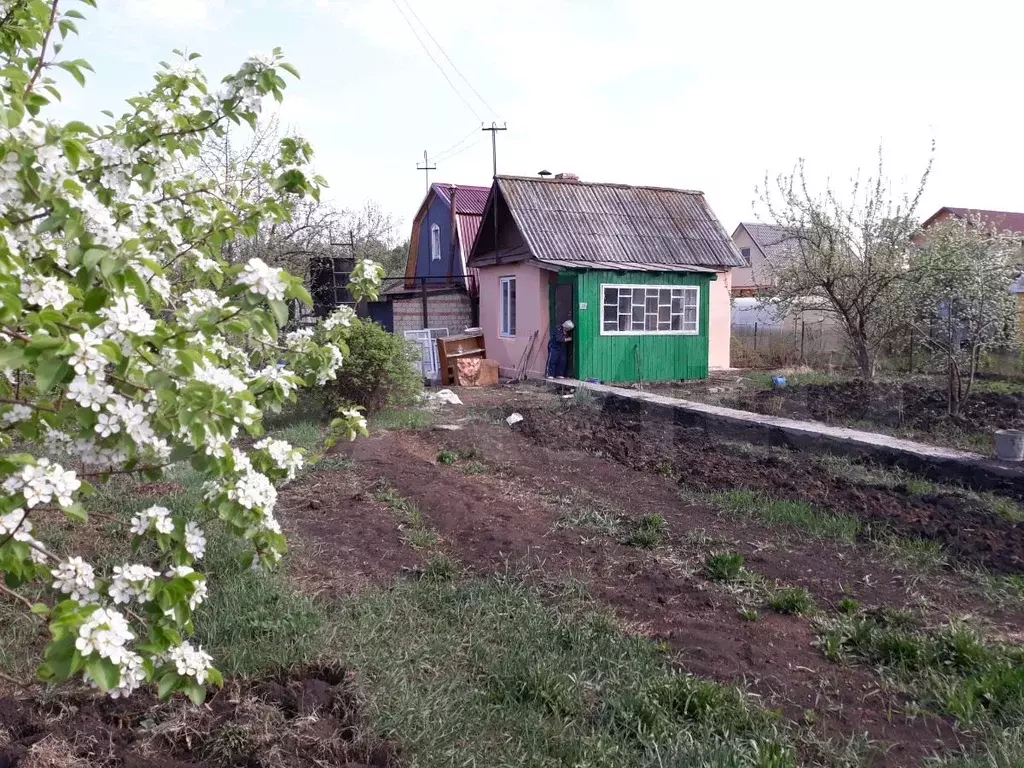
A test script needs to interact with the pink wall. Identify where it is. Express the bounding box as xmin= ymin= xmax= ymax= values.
xmin=708 ymin=270 xmax=732 ymax=369
xmin=478 ymin=262 xmax=551 ymax=378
